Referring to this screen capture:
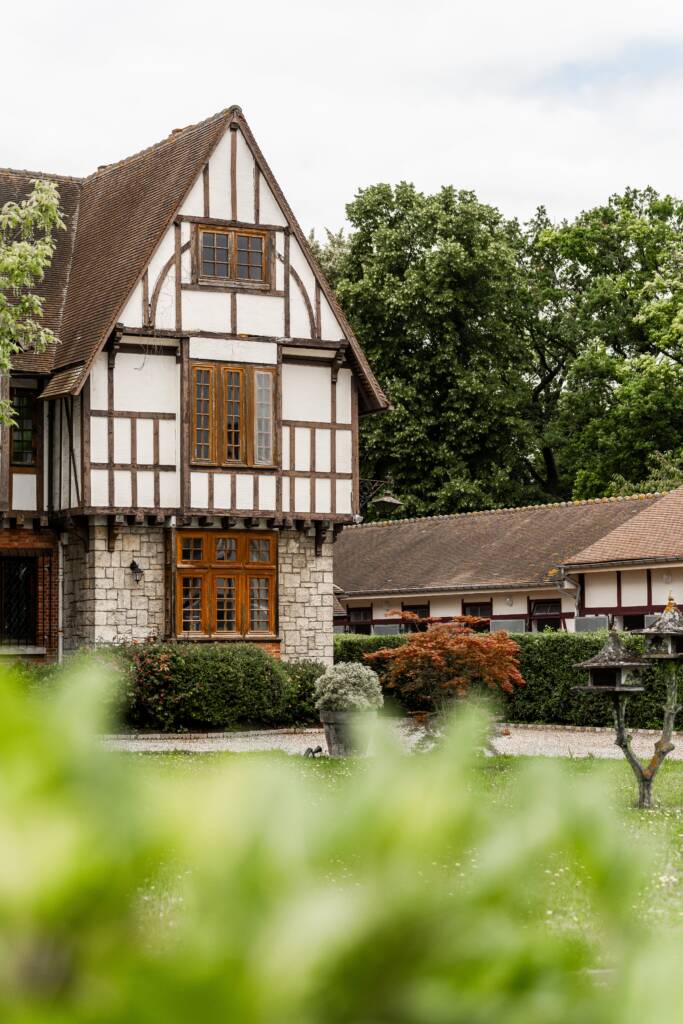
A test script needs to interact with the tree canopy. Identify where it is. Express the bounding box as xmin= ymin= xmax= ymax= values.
xmin=0 ymin=179 xmax=63 ymax=422
xmin=313 ymin=184 xmax=683 ymax=516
